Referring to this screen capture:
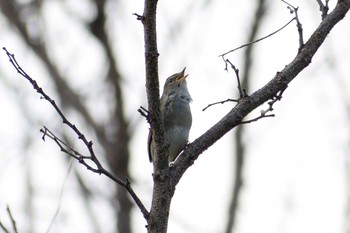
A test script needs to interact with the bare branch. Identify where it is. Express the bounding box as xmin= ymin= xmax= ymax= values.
xmin=240 ymin=87 xmax=286 ymax=124
xmin=3 ymin=48 xmax=150 ymax=221
xmin=225 ymin=59 xmax=247 ymax=98
xmin=133 ymin=13 xmax=144 ymax=21
xmin=171 ymin=0 xmax=350 ymax=192
xmin=240 ymin=114 xmax=275 ymax=124
xmin=2 ymin=47 xmax=102 ymax=168
xmin=203 ymin=60 xmax=249 ymax=112
xmin=316 ymin=0 xmax=329 ymax=19
xmin=40 ymin=127 xmax=150 ymax=220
